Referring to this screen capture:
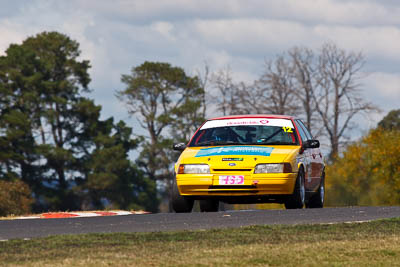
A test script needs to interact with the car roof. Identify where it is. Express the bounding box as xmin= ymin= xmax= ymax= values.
xmin=208 ymin=114 xmax=296 ymax=121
